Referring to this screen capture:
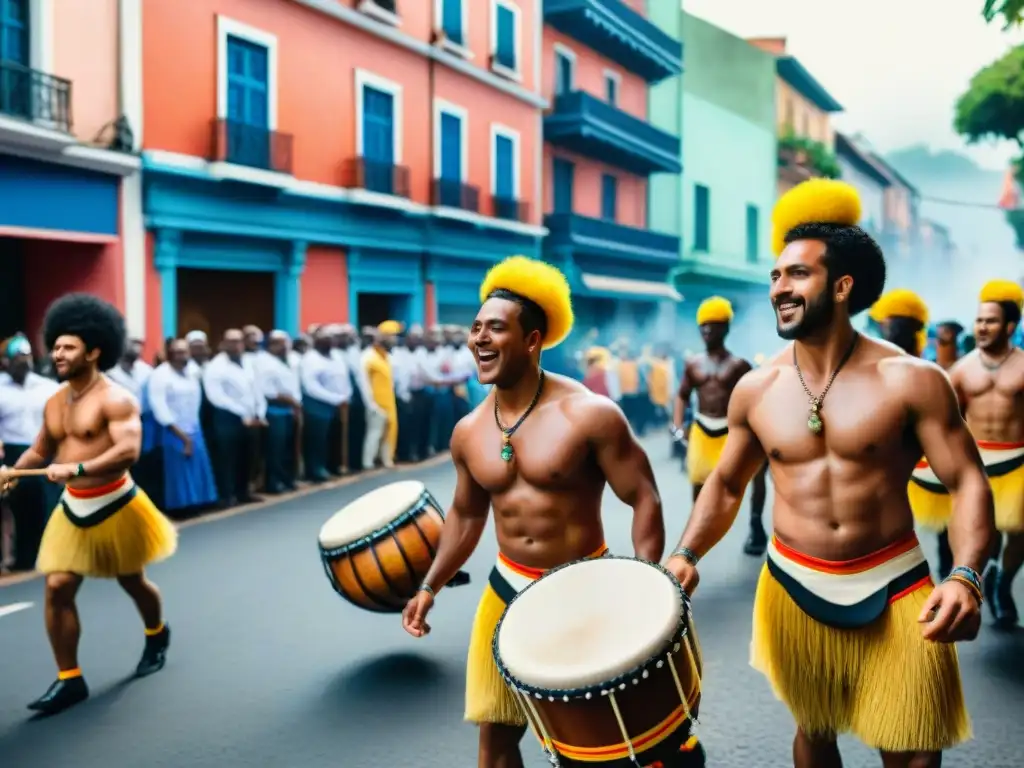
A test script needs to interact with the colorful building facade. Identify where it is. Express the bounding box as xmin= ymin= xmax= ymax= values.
xmin=649 ymin=10 xmax=778 ymax=360
xmin=540 ymin=0 xmax=683 ymax=343
xmin=140 ymin=0 xmax=547 ymax=345
xmin=0 ymin=0 xmax=143 ymax=341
